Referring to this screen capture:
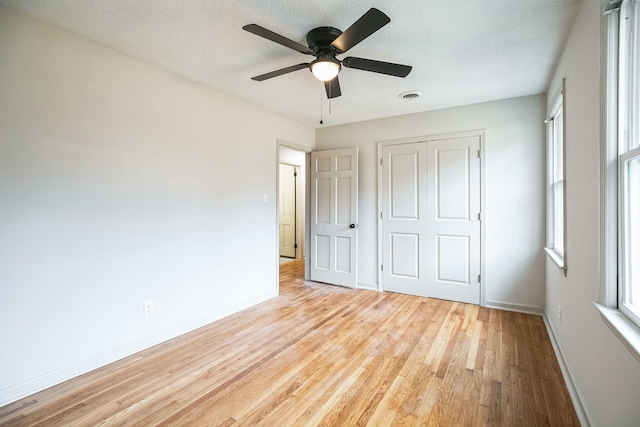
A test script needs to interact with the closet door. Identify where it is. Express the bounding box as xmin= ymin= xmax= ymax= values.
xmin=426 ymin=136 xmax=481 ymax=304
xmin=381 ymin=142 xmax=429 ymax=297
xmin=279 ymin=164 xmax=296 ymax=258
xmin=380 ymin=135 xmax=481 ymax=304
